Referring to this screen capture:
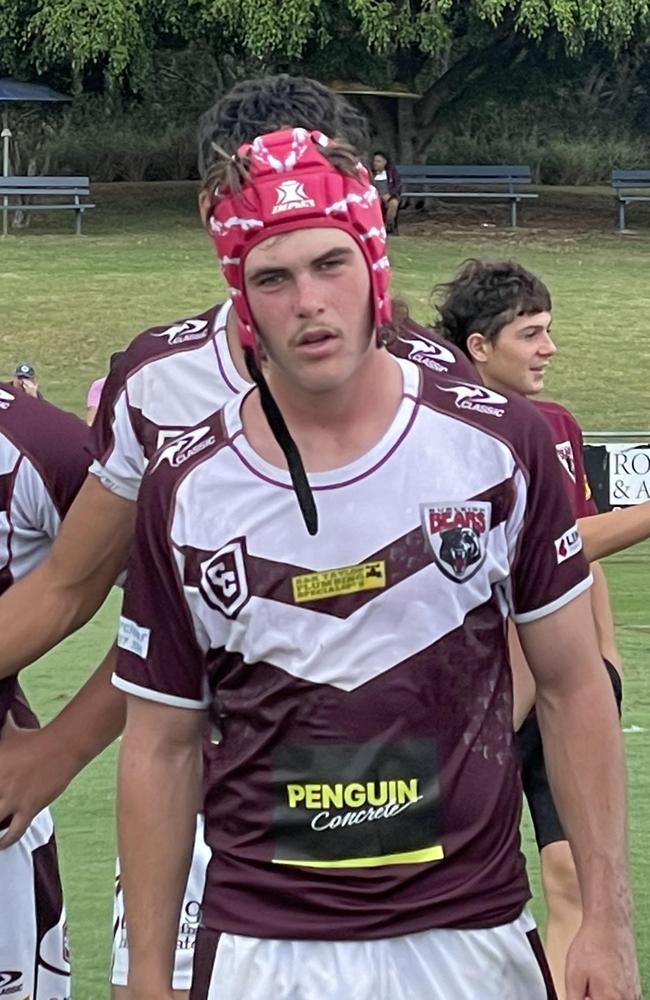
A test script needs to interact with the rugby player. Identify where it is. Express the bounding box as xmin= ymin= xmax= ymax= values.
xmin=0 ymin=75 xmax=473 ymax=998
xmin=0 ymin=384 xmax=90 ymax=999
xmin=433 ymin=258 xmax=625 ymax=998
xmin=115 ymin=128 xmax=637 ymax=1000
